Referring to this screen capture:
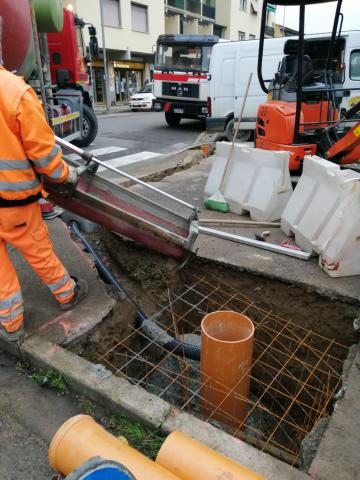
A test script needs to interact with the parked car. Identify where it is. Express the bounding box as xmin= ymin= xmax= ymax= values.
xmin=129 ymin=83 xmax=155 ymax=111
